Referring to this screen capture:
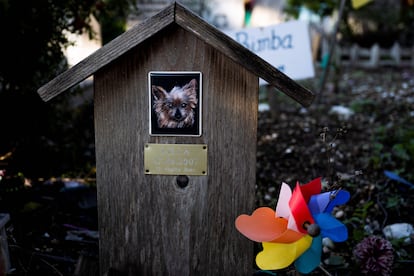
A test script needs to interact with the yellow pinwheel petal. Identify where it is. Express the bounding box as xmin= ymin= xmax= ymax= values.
xmin=256 ymin=235 xmax=313 ymax=270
